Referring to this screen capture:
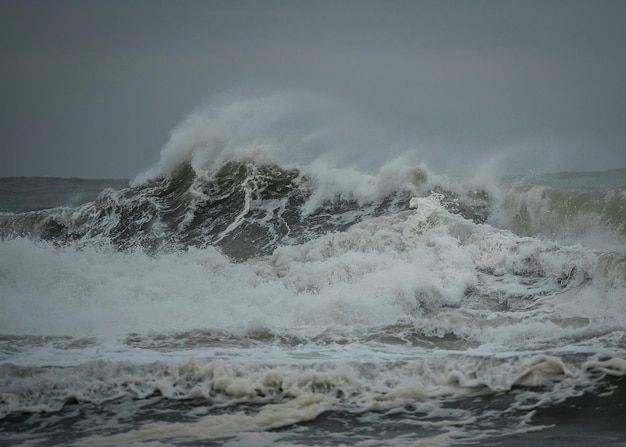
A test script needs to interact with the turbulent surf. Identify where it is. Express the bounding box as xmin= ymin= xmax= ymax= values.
xmin=1 ymin=99 xmax=626 ymax=446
